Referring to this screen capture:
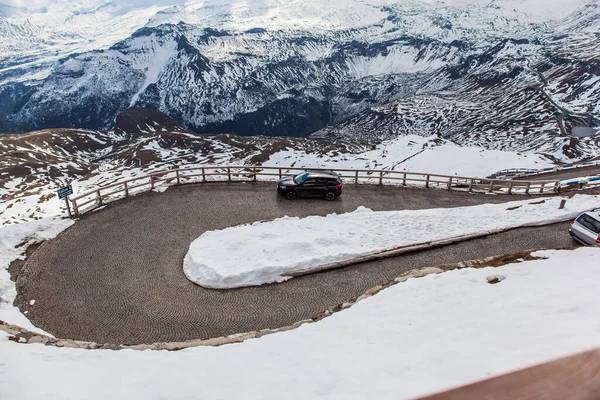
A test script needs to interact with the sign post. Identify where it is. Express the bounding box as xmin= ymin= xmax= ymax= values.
xmin=57 ymin=185 xmax=74 ymax=218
